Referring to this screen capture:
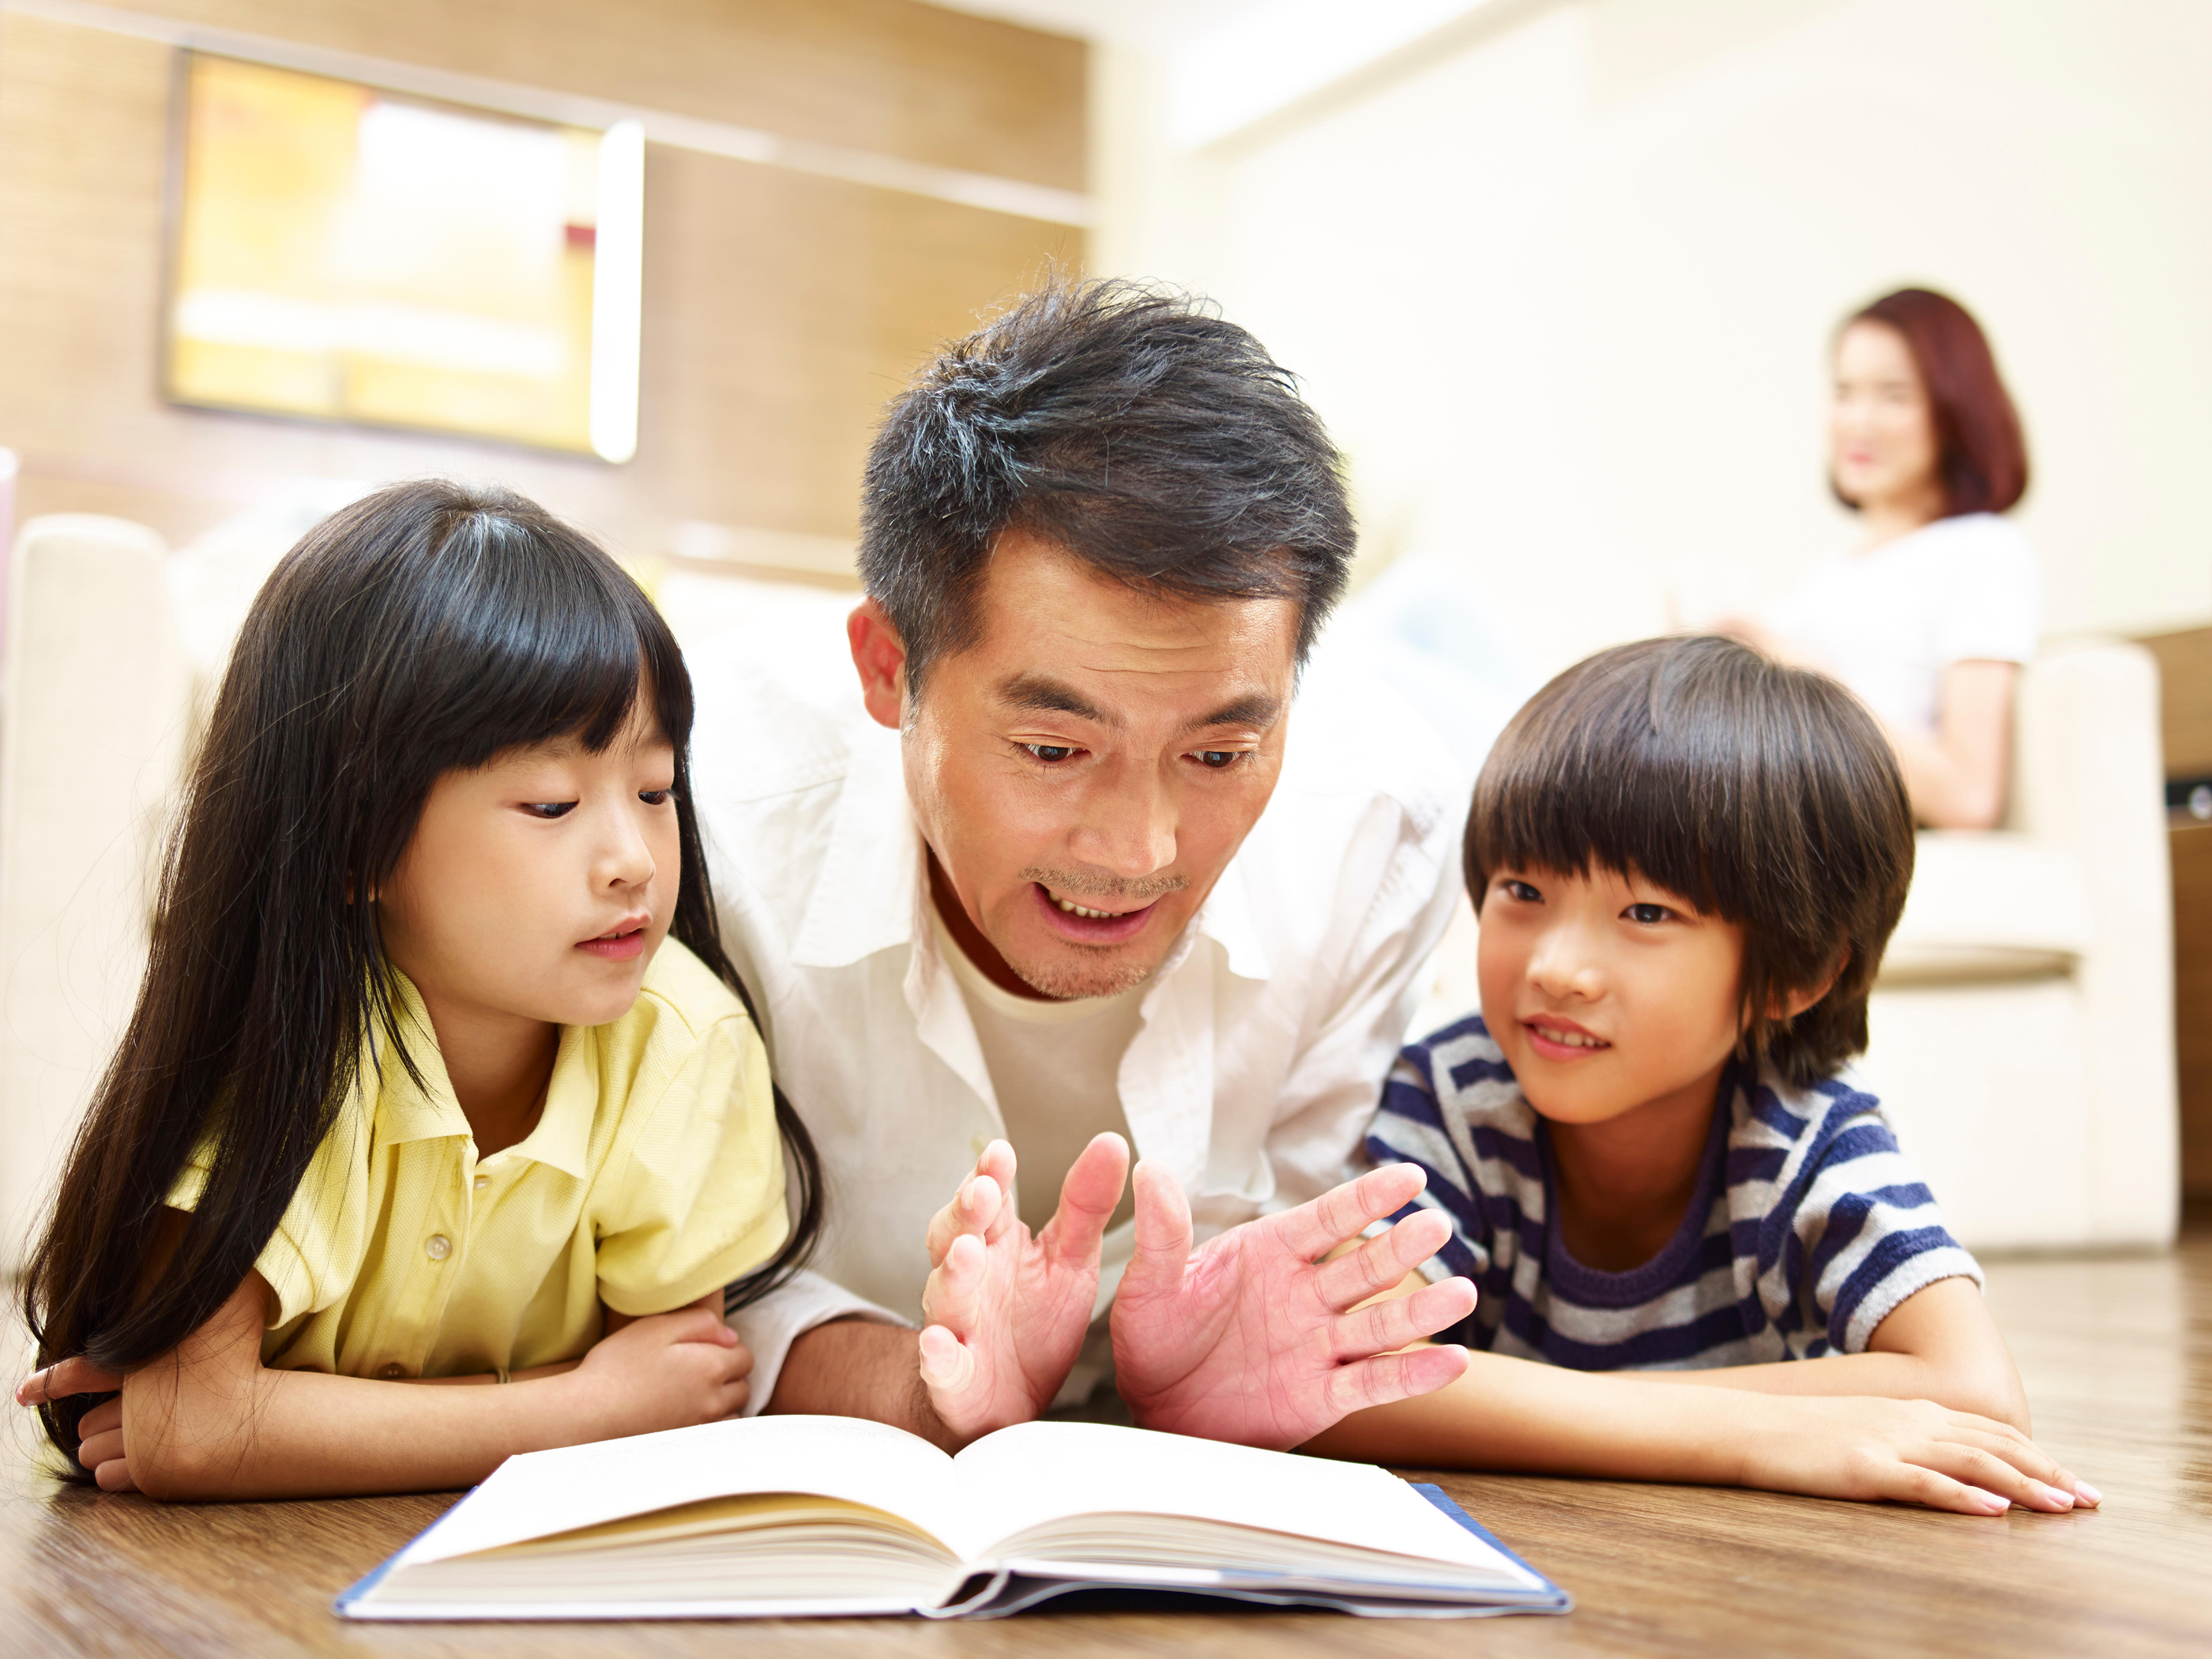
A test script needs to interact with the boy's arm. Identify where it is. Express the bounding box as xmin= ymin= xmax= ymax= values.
xmin=1609 ymin=1278 xmax=2031 ymax=1430
xmin=1301 ymin=1344 xmax=2090 ymax=1516
xmin=23 ymin=1275 xmax=753 ymax=1500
